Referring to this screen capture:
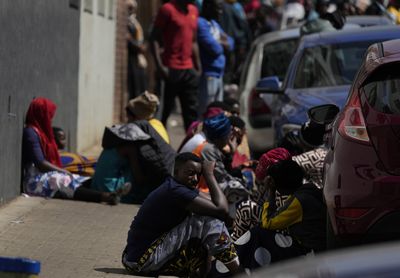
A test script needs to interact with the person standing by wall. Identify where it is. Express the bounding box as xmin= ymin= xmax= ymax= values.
xmin=149 ymin=0 xmax=202 ymax=131
xmin=197 ymin=0 xmax=234 ymax=116
xmin=127 ymin=0 xmax=148 ymax=100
